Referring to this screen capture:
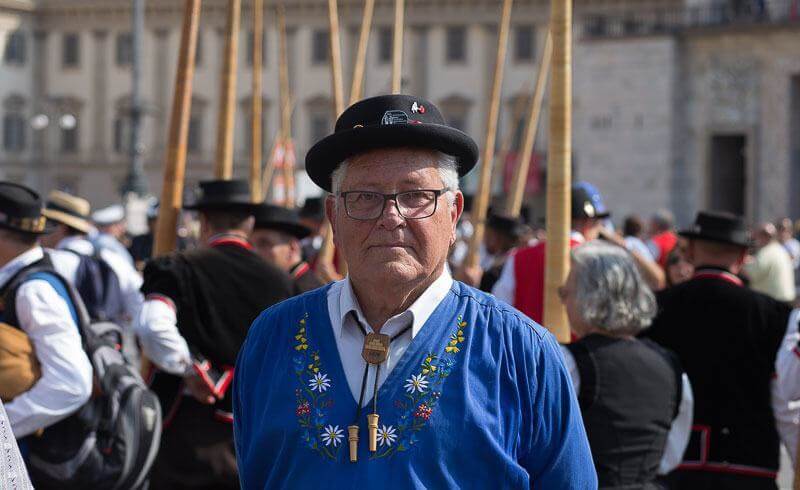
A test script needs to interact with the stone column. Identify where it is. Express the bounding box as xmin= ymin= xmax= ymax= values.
xmin=91 ymin=30 xmax=109 ymax=160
